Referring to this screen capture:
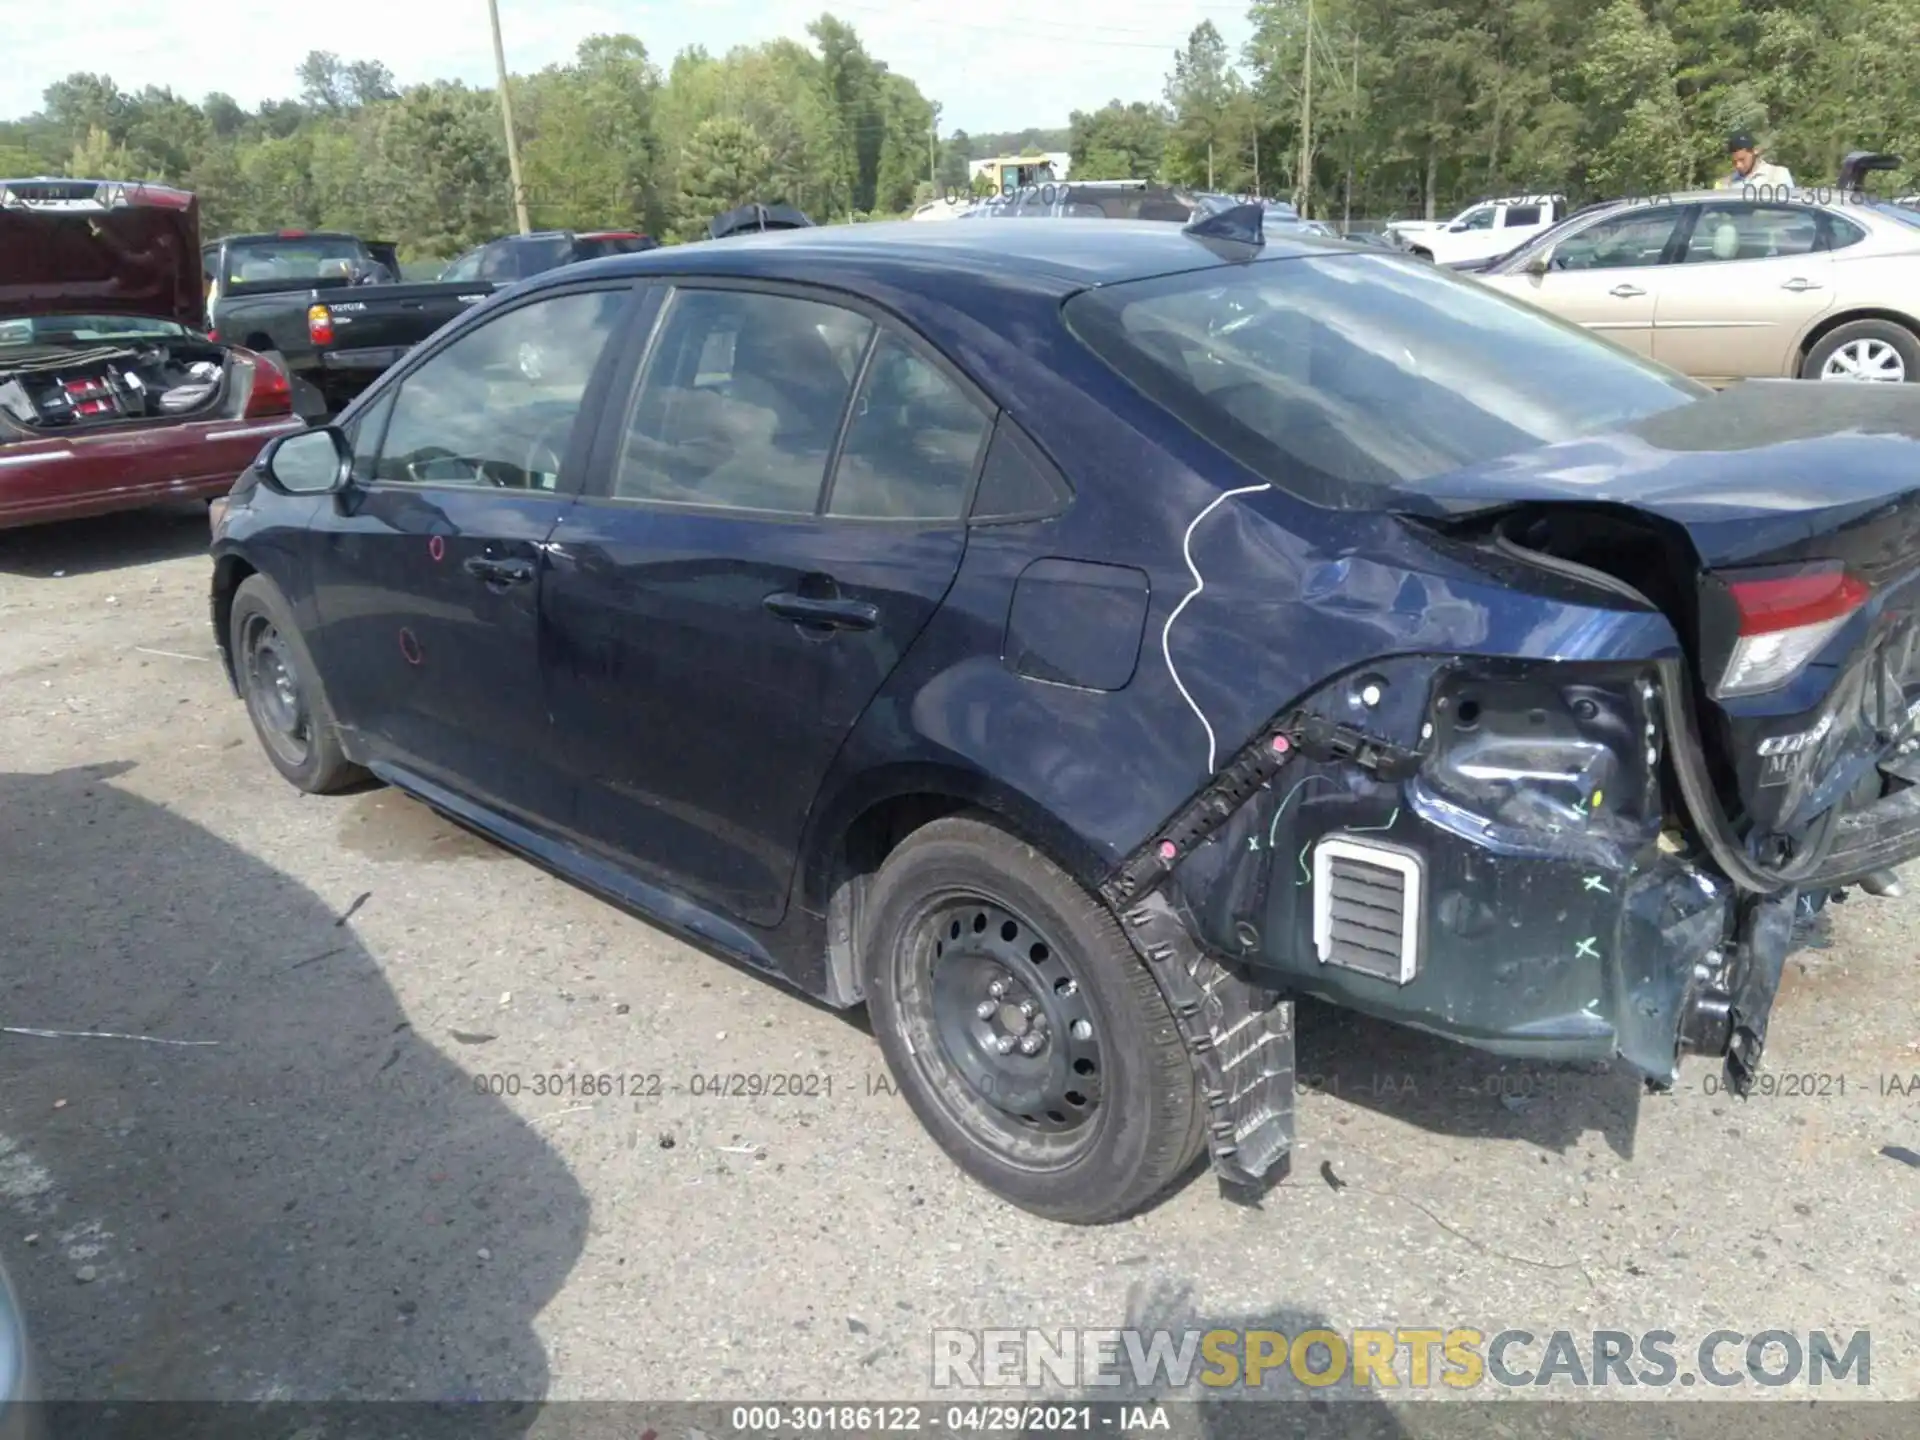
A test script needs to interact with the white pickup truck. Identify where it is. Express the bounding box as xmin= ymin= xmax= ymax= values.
xmin=1385 ymin=194 xmax=1570 ymax=266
